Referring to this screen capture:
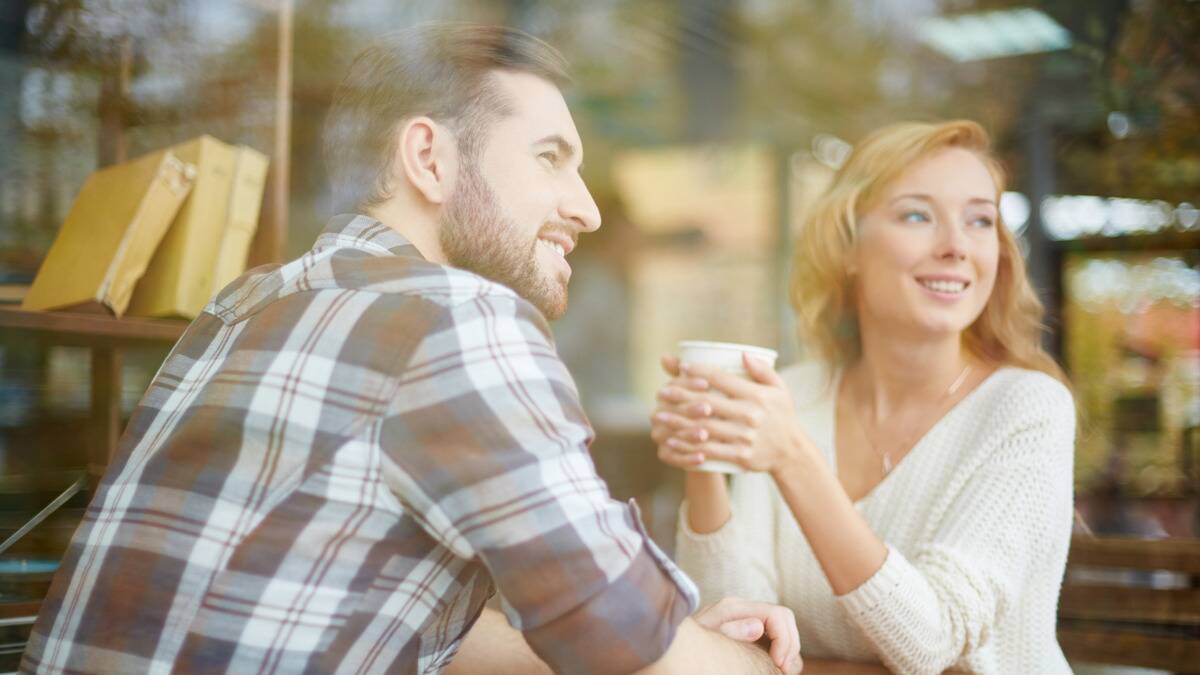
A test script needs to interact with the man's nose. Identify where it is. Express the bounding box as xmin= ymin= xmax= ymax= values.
xmin=561 ymin=172 xmax=602 ymax=233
